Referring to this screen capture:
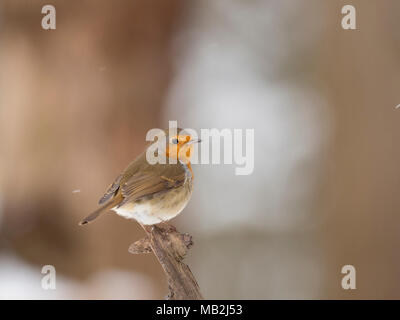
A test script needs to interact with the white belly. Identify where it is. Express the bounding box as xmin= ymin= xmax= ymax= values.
xmin=112 ymin=187 xmax=192 ymax=225
xmin=112 ymin=203 xmax=183 ymax=225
